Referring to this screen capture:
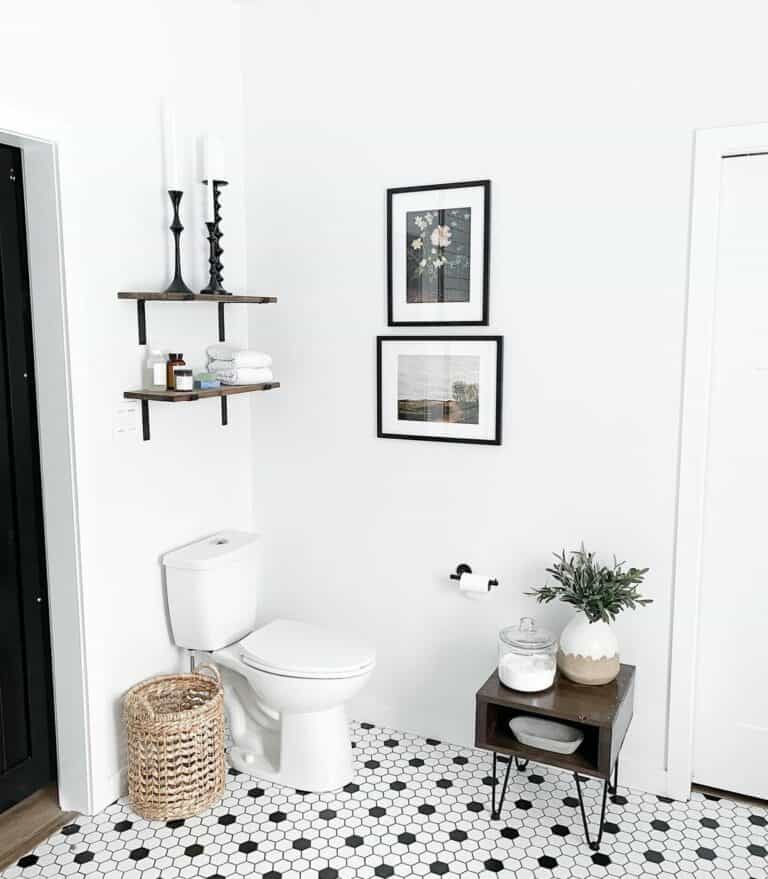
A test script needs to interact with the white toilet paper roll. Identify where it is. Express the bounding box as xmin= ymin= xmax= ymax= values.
xmin=459 ymin=572 xmax=494 ymax=594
